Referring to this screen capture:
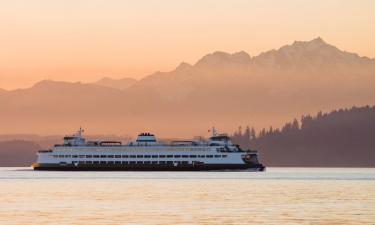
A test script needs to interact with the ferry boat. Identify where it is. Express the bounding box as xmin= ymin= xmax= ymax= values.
xmin=32 ymin=128 xmax=265 ymax=171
